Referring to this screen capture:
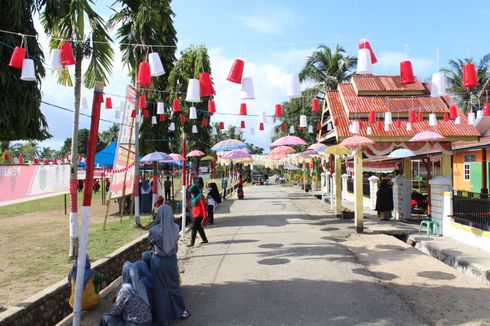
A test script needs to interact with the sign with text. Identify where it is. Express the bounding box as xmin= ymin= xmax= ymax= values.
xmin=0 ymin=164 xmax=70 ymax=206
xmin=110 ymin=86 xmax=138 ymax=198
